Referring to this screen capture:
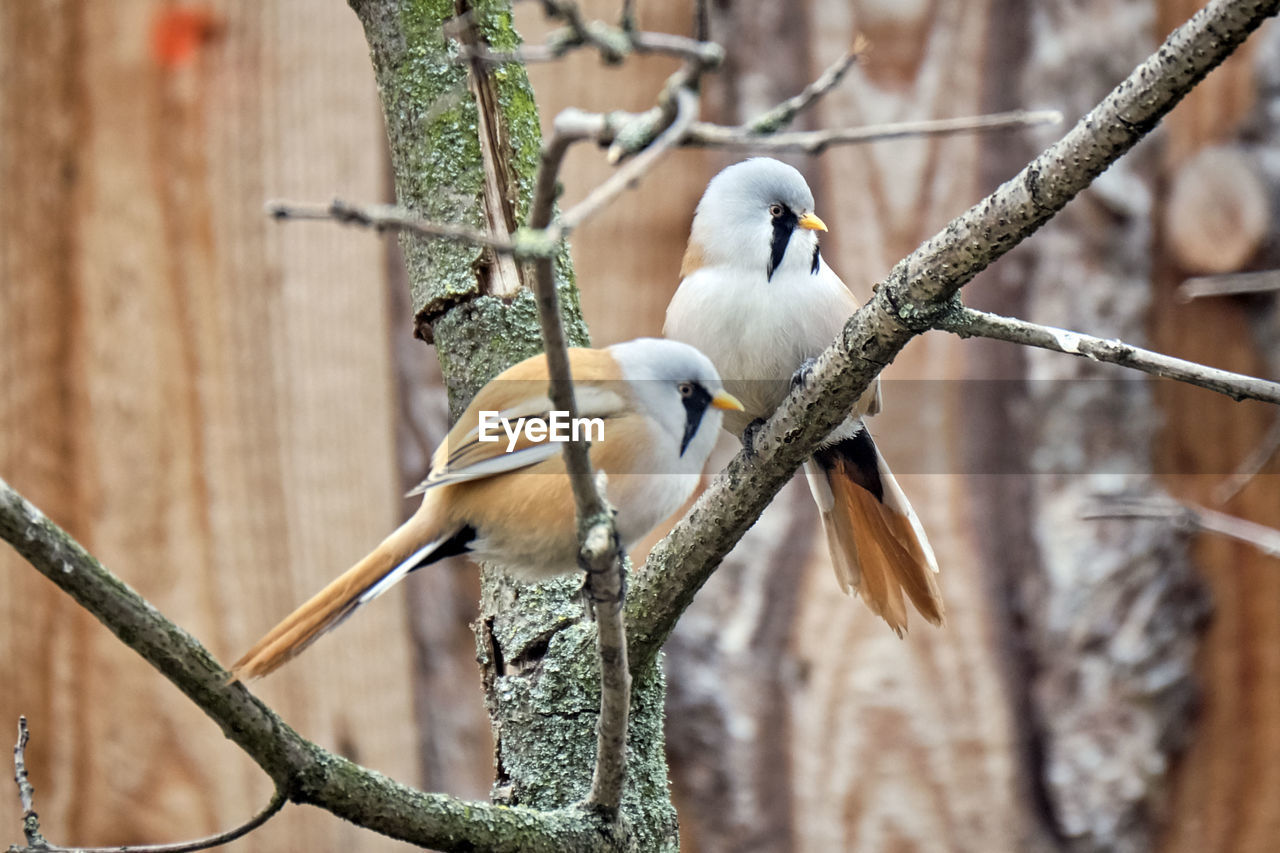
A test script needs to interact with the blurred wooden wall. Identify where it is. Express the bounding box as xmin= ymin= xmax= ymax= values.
xmin=2 ymin=2 xmax=1278 ymax=853
xmin=0 ymin=2 xmax=417 ymax=851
